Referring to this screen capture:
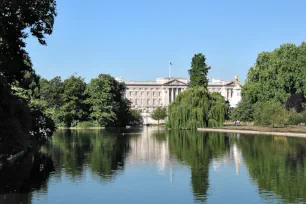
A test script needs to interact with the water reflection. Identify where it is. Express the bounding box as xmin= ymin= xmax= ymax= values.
xmin=43 ymin=129 xmax=130 ymax=182
xmin=1 ymin=128 xmax=306 ymax=203
xmin=0 ymin=151 xmax=54 ymax=204
xmin=236 ymin=135 xmax=306 ymax=203
xmin=167 ymin=131 xmax=230 ymax=202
